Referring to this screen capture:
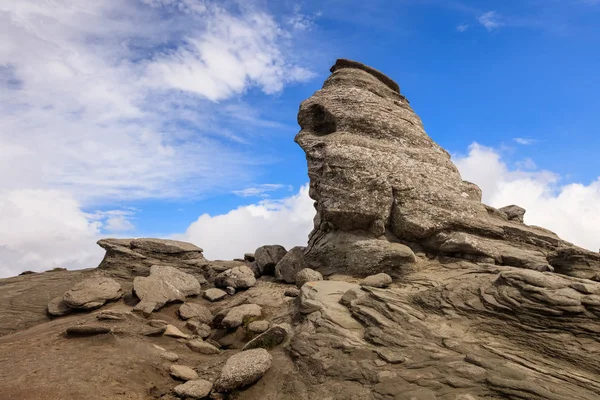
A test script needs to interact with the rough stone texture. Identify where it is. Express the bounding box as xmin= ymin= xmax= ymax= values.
xmin=499 ymin=205 xmax=526 ymax=223
xmin=203 ymin=288 xmax=227 ymax=302
xmin=296 ymin=58 xmax=600 ymax=279
xmin=295 ymin=268 xmax=323 ymax=288
xmin=97 ymin=238 xmax=208 ymax=278
xmin=62 ymin=277 xmax=122 ymax=310
xmin=186 ymin=320 xmax=211 ymax=338
xmin=247 ymin=320 xmax=270 ymax=334
xmin=284 ymin=288 xmax=300 ymax=297
xmin=214 ymin=266 xmax=256 ymax=290
xmin=65 ymin=325 xmax=111 ymax=336
xmin=186 ymin=339 xmax=220 ymax=355
xmin=221 ymin=304 xmax=262 ymax=328
xmin=47 ymin=296 xmax=72 ymax=317
xmin=163 ymin=324 xmax=190 ymax=339
xmin=254 ymin=245 xmax=288 ymax=276
xmin=242 ymin=323 xmax=291 ymax=350
xmin=178 ymin=303 xmax=212 ymax=325
xmin=173 ymin=379 xmax=212 ymax=399
xmin=360 ymin=273 xmax=392 ymax=288
xmin=275 ymin=246 xmax=308 ymax=283
xmin=213 ymin=349 xmax=273 ymax=393
xmin=170 ymin=364 xmax=199 ymax=381
xmin=133 ymin=265 xmax=201 ymax=312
